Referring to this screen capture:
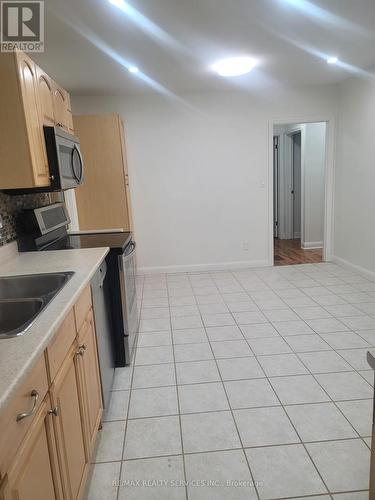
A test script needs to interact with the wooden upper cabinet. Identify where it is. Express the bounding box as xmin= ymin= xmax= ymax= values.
xmin=119 ymin=119 xmax=134 ymax=231
xmin=65 ymin=93 xmax=74 ymax=134
xmin=0 ymin=50 xmax=74 ymax=190
xmin=52 ymin=81 xmax=74 ymax=134
xmin=14 ymin=52 xmax=50 ymax=187
xmin=0 ymin=395 xmax=63 ymax=500
xmin=73 ymin=113 xmax=133 ymax=231
xmin=35 ymin=66 xmax=55 ymax=126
